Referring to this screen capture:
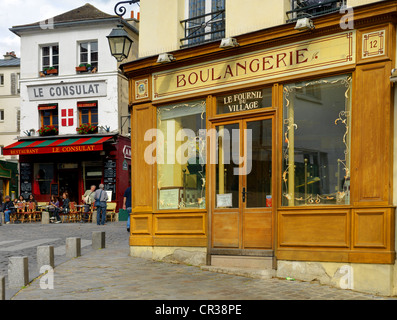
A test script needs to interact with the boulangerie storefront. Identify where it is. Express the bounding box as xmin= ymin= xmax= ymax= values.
xmin=123 ymin=1 xmax=397 ymax=295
